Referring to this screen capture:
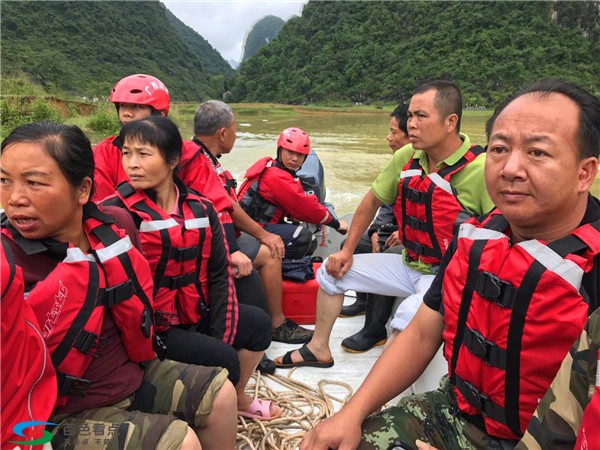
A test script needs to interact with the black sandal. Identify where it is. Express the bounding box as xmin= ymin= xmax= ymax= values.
xmin=275 ymin=344 xmax=334 ymax=368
